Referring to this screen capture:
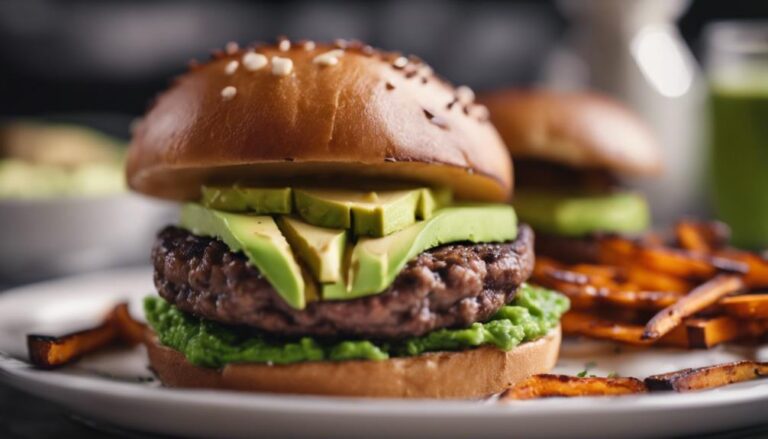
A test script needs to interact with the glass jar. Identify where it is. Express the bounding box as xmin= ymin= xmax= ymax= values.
xmin=705 ymin=21 xmax=768 ymax=249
